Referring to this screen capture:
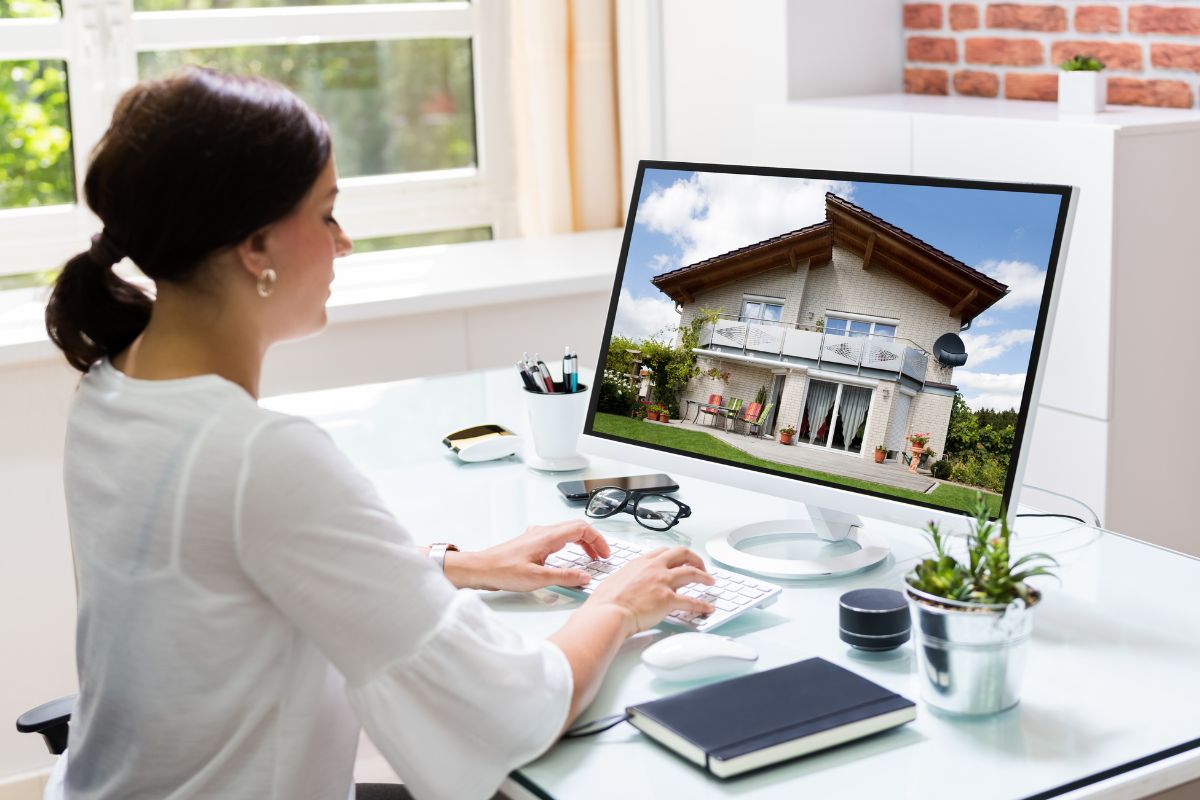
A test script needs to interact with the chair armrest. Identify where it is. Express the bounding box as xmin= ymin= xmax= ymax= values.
xmin=16 ymin=694 xmax=76 ymax=755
